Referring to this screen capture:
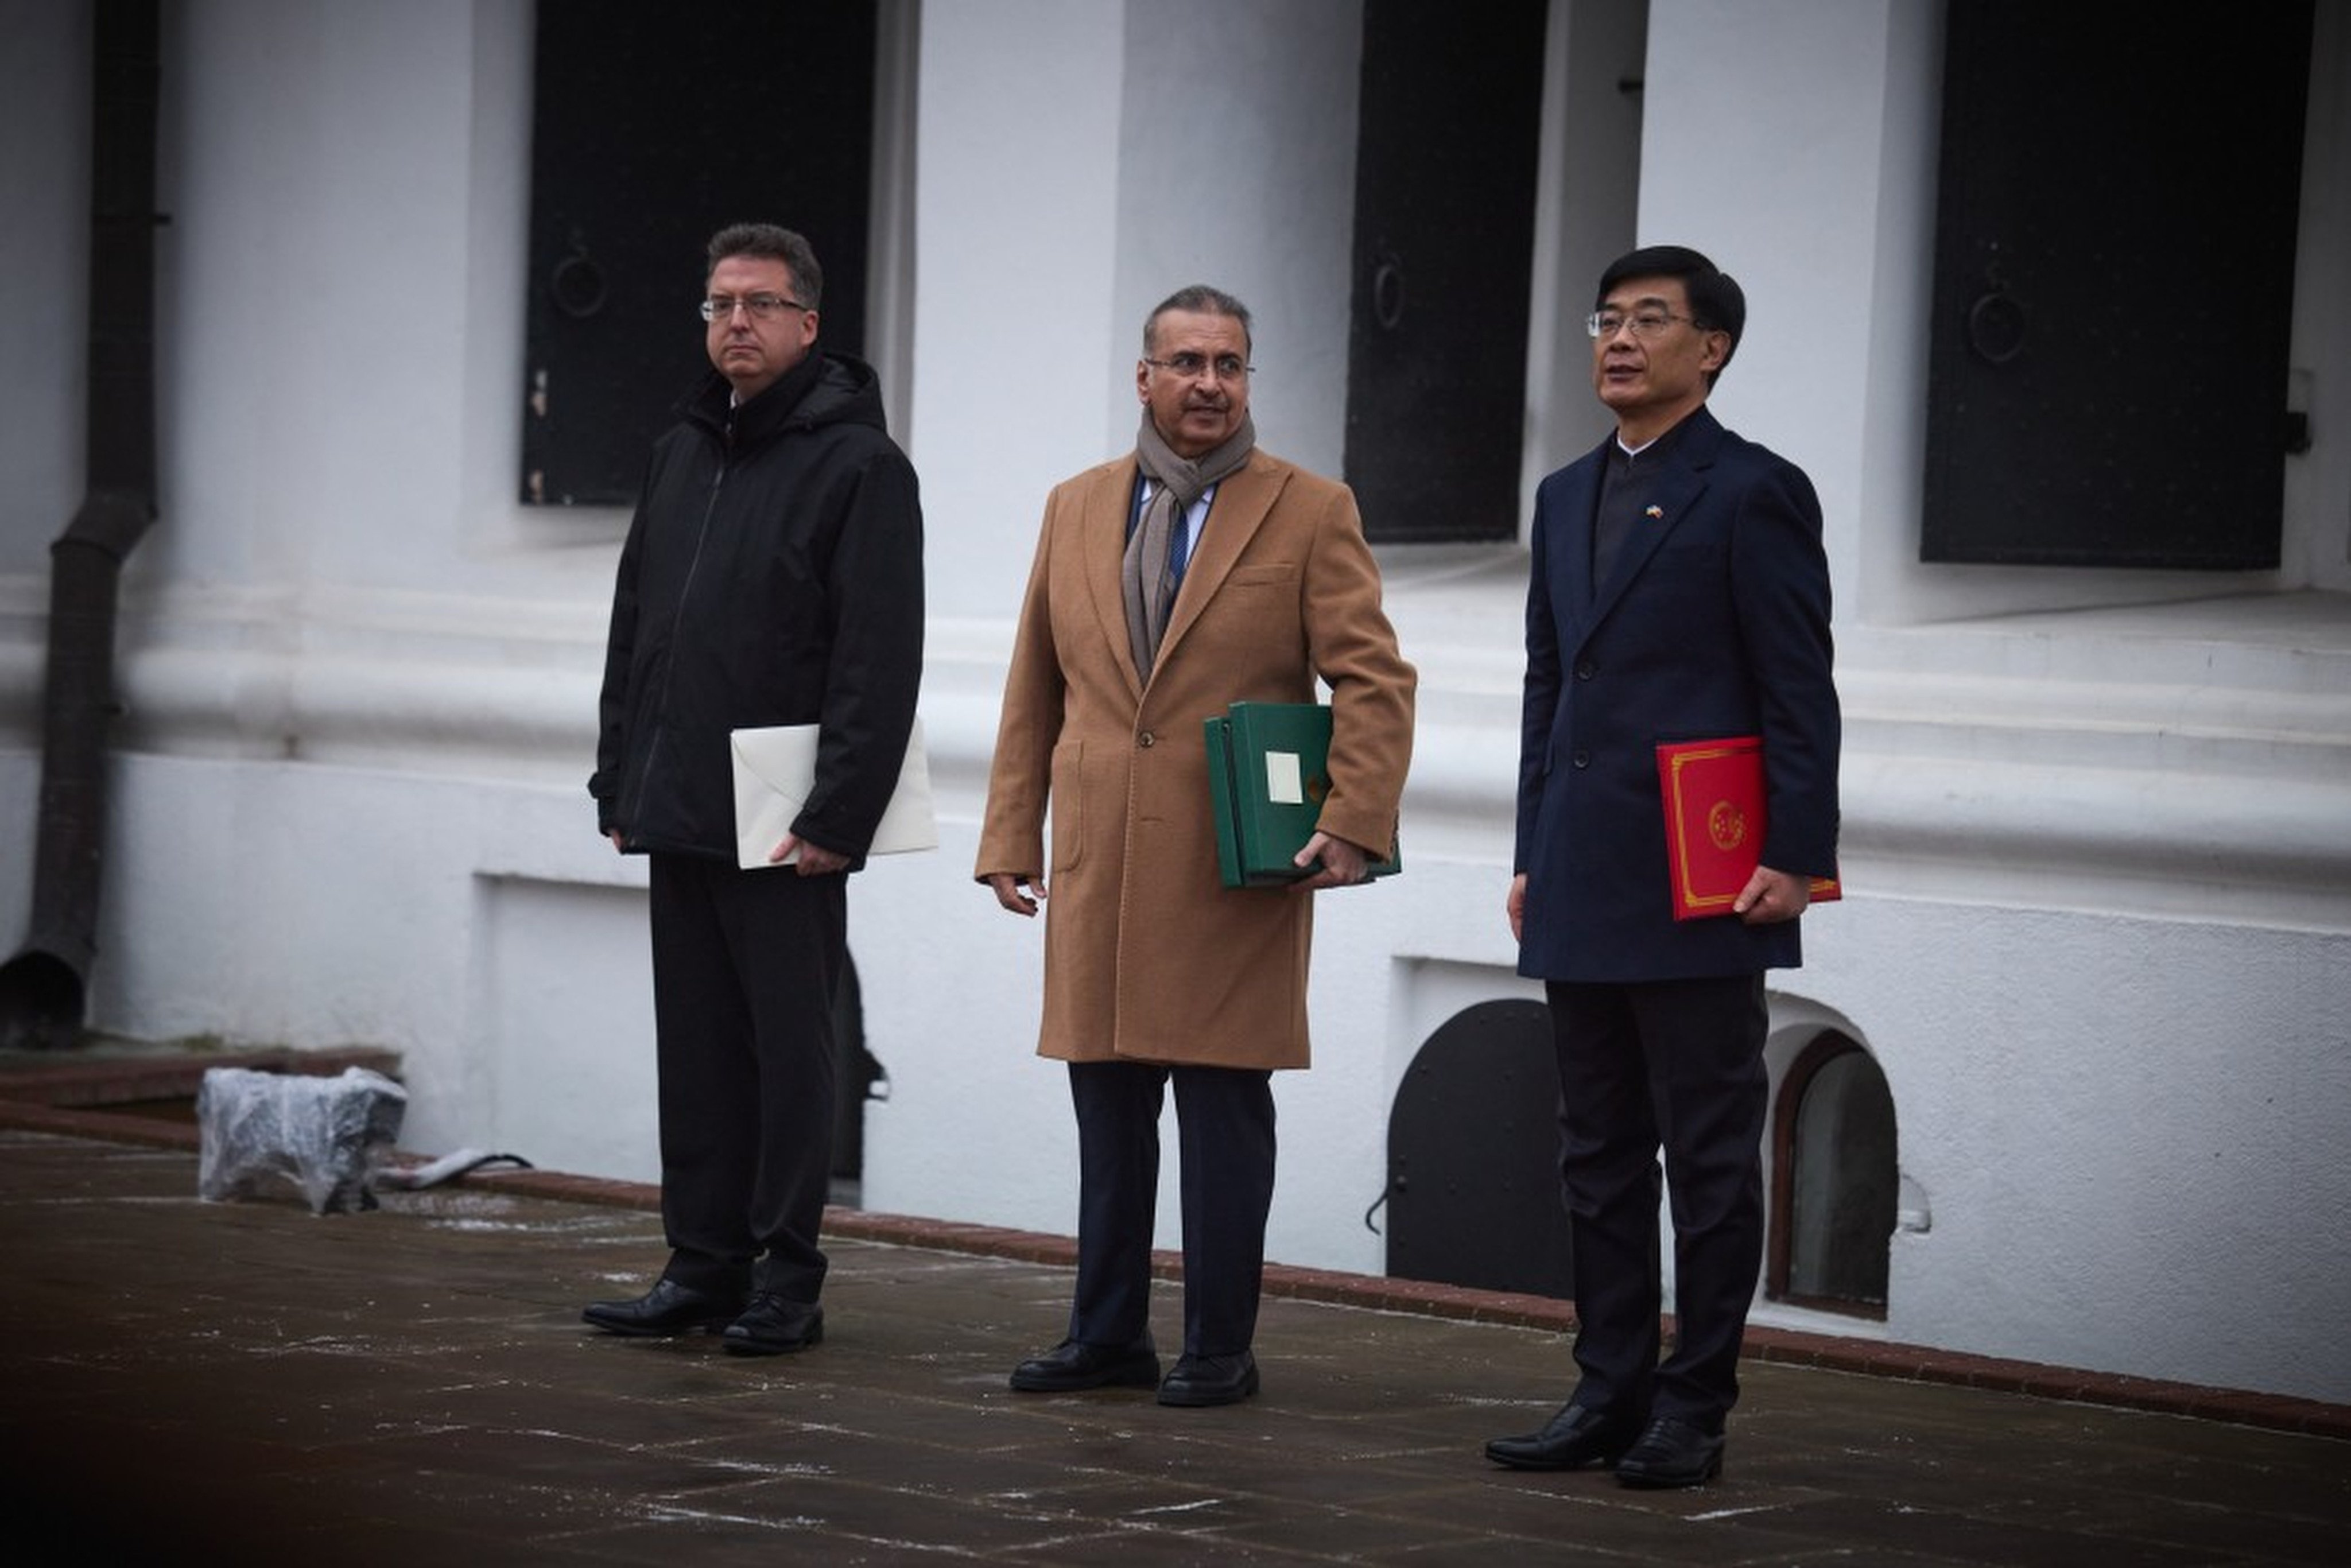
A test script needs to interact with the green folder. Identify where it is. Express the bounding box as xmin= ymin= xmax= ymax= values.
xmin=1202 ymin=701 xmax=1402 ymax=888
